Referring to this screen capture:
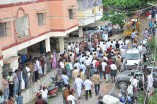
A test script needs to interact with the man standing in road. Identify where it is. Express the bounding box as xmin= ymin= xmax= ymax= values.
xmin=74 ymin=75 xmax=83 ymax=99
xmin=110 ymin=62 xmax=117 ymax=83
xmin=84 ymin=76 xmax=93 ymax=100
xmin=92 ymin=71 xmax=101 ymax=96
xmin=105 ymin=62 xmax=111 ymax=83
